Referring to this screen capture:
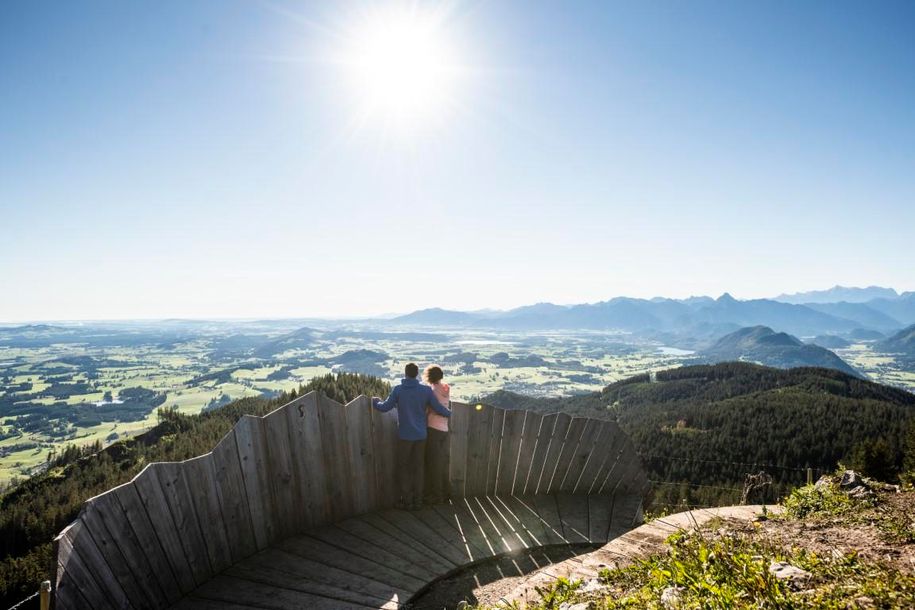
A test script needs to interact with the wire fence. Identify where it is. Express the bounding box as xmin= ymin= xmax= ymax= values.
xmin=5 ymin=591 xmax=37 ymax=610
